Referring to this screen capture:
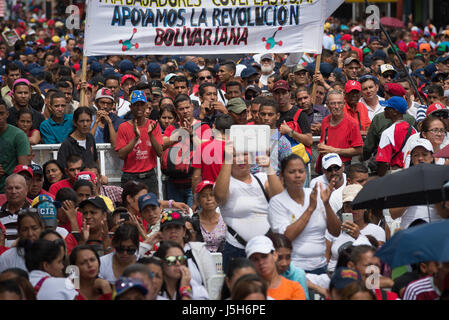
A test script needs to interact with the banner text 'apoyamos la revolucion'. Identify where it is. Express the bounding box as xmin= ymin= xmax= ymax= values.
xmin=84 ymin=0 xmax=343 ymax=55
